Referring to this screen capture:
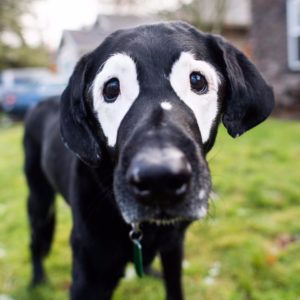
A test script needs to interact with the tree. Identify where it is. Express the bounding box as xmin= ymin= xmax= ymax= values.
xmin=0 ymin=0 xmax=35 ymax=47
xmin=0 ymin=45 xmax=50 ymax=70
xmin=0 ymin=0 xmax=49 ymax=70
